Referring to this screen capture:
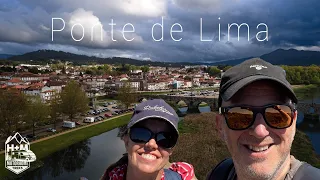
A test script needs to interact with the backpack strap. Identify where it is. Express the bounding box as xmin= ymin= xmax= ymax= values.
xmin=292 ymin=163 xmax=320 ymax=180
xmin=206 ymin=158 xmax=234 ymax=180
xmin=164 ymin=169 xmax=182 ymax=180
